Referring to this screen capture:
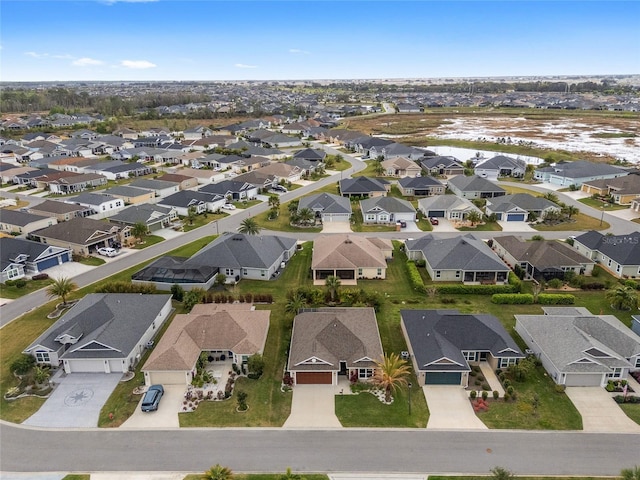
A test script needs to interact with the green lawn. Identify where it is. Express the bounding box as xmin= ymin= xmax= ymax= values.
xmin=475 ymin=366 xmax=583 ymax=430
xmin=254 ymin=203 xmax=322 ymax=233
xmin=185 ymin=474 xmax=329 ymax=480
xmin=356 ymin=161 xmax=397 ymax=180
xmin=534 ymin=212 xmax=609 ymax=231
xmin=458 ymin=222 xmax=503 ymax=232
xmin=182 ymin=212 xmax=227 ymax=232
xmin=131 ymin=234 xmax=165 ymax=249
xmin=77 ymin=256 xmax=106 ymax=266
xmin=335 ymin=375 xmax=428 ymax=428
xmin=0 ymin=236 xmax=217 ymax=424
xmin=61 ymin=475 xmax=90 ymax=480
xmin=351 ymin=205 xmax=398 ymax=233
xmin=0 ymin=277 xmax=53 ymax=300
xmin=578 ymin=197 xmax=629 ymax=211
xmin=620 ymin=402 xmax=640 ymax=425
